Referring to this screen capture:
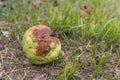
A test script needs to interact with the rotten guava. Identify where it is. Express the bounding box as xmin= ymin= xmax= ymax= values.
xmin=22 ymin=25 xmax=61 ymax=65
